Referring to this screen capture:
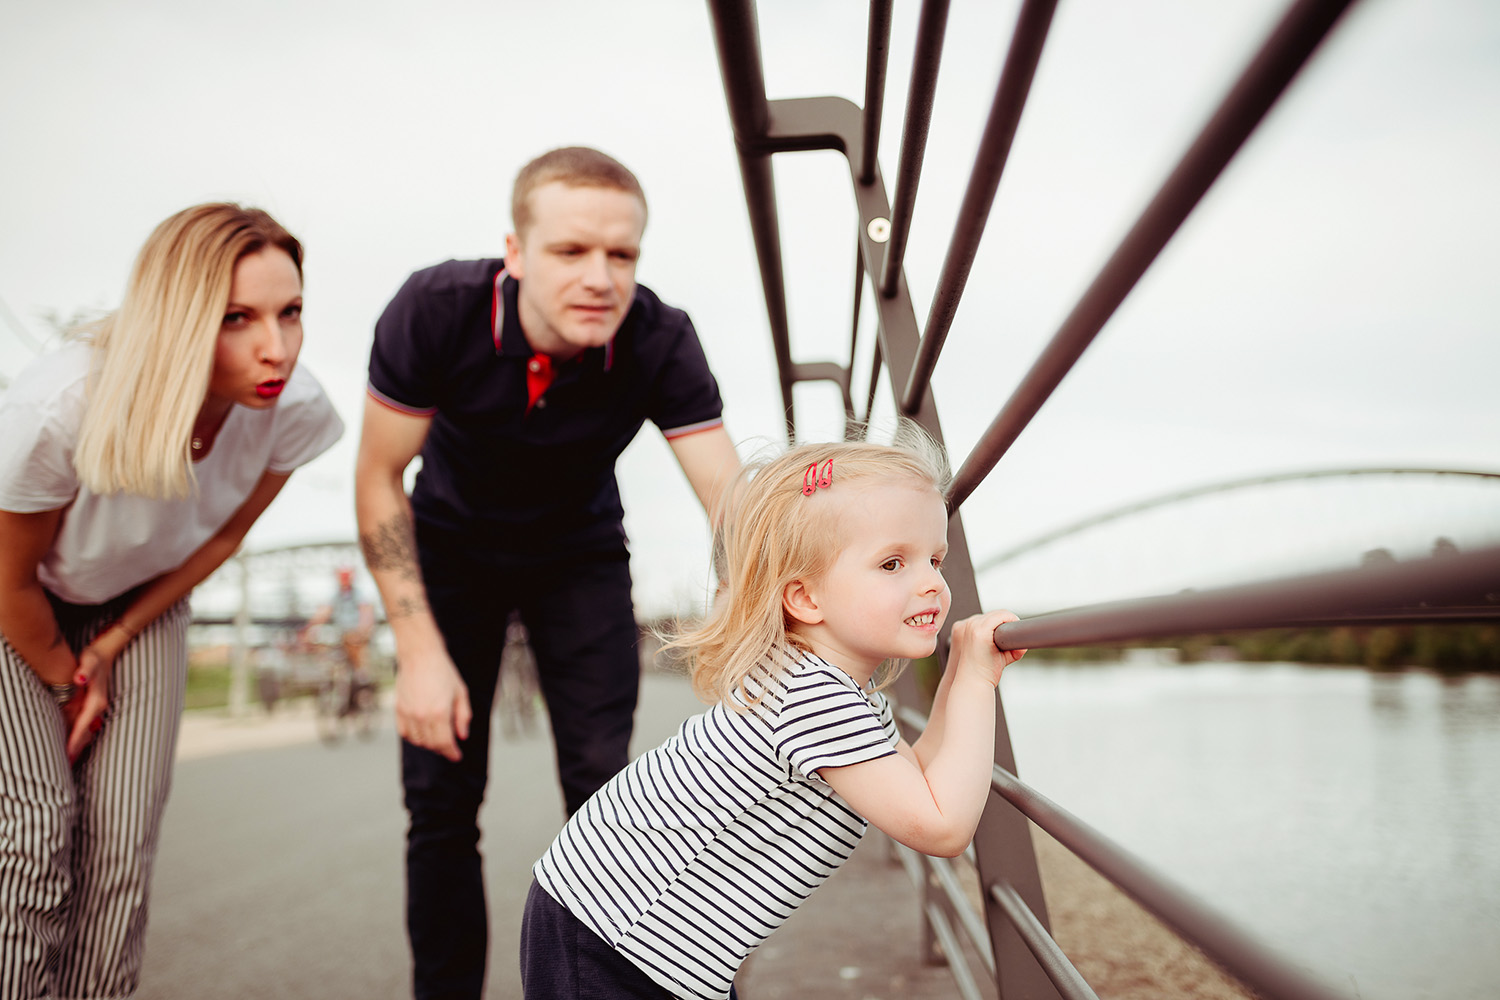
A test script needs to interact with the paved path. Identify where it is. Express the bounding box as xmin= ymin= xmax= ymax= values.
xmin=139 ymin=672 xmax=969 ymax=999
